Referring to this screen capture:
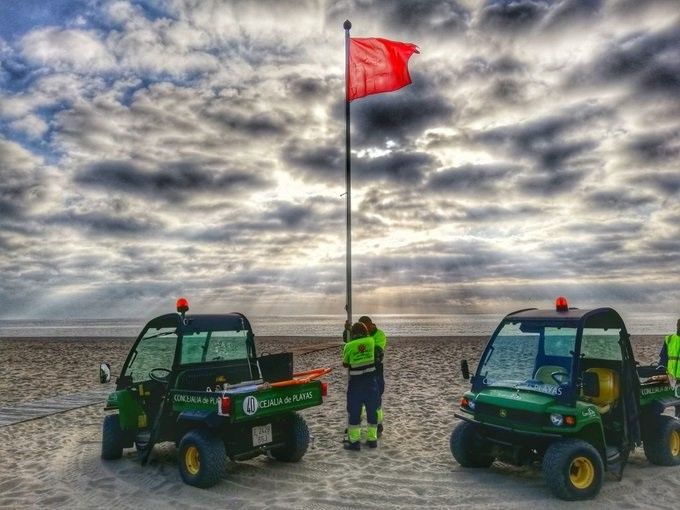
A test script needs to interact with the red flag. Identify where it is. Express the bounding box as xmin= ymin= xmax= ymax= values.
xmin=347 ymin=38 xmax=419 ymax=102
